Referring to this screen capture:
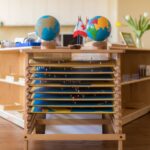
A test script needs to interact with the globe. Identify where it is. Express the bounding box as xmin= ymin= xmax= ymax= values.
xmin=35 ymin=15 xmax=60 ymax=41
xmin=86 ymin=16 xmax=111 ymax=41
